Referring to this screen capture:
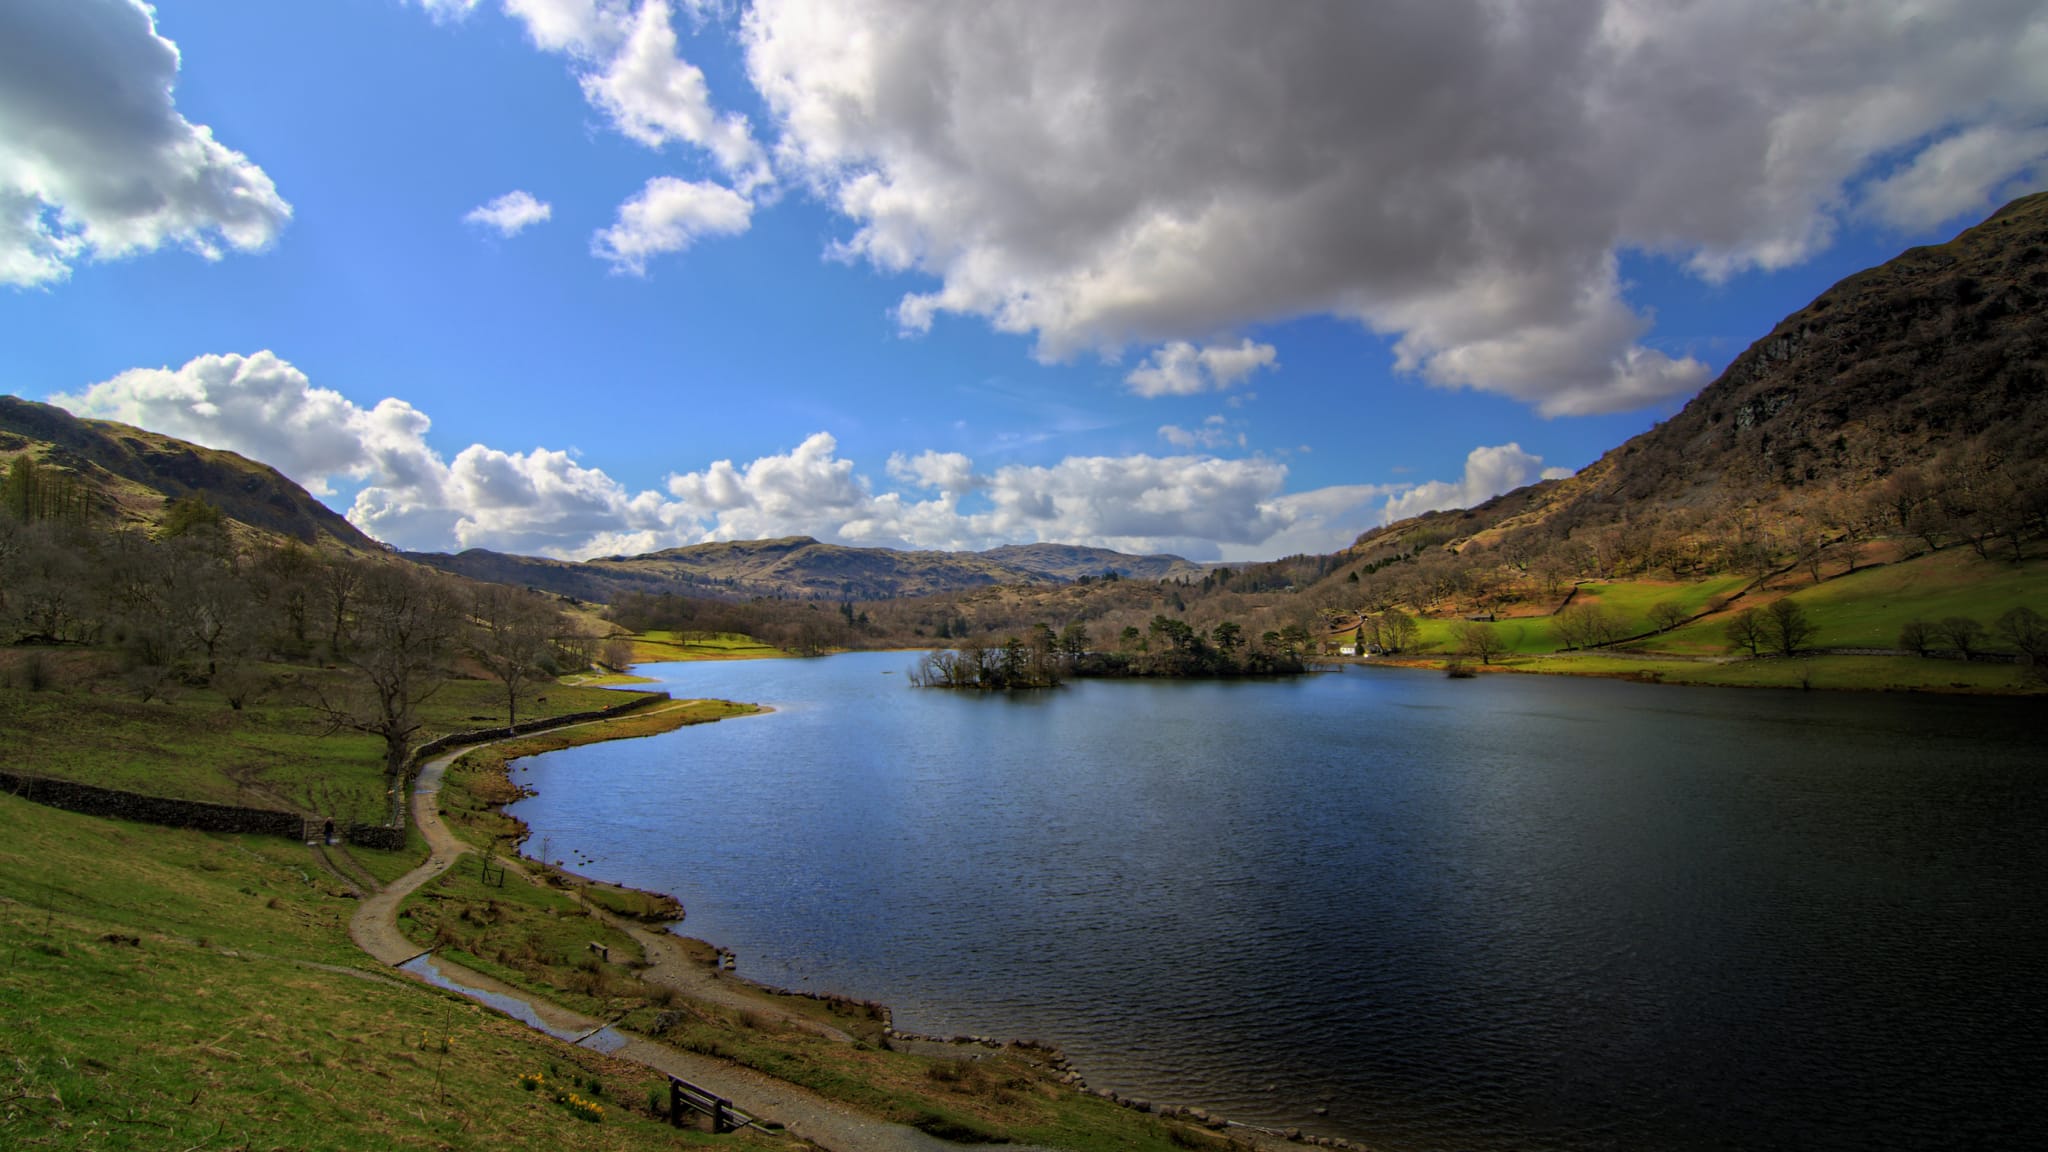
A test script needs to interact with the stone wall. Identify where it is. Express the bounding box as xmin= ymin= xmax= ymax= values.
xmin=406 ymin=690 xmax=672 ymax=770
xmin=1 ymin=690 xmax=671 ymax=849
xmin=0 ymin=769 xmax=303 ymax=838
